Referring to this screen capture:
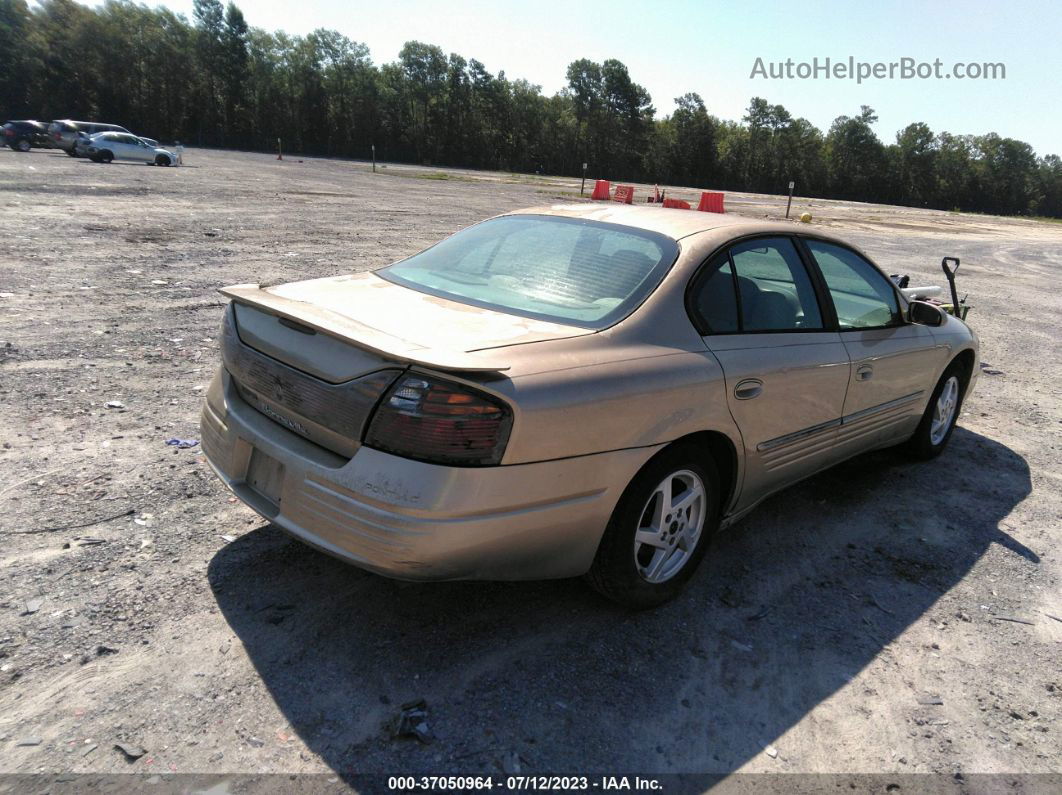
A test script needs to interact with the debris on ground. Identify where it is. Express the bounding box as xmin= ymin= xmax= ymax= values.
xmin=918 ymin=696 xmax=944 ymax=706
xmin=165 ymin=438 xmax=199 ymax=449
xmin=22 ymin=598 xmax=43 ymax=615
xmin=75 ymin=537 xmax=107 ymax=546
xmin=991 ymin=614 xmax=1035 ymax=625
xmin=25 ymin=508 xmax=135 ymax=535
xmin=869 ymin=594 xmax=895 ymax=615
xmin=389 ymin=699 xmax=433 ymax=744
xmin=16 ymin=737 xmax=42 ymax=747
xmin=104 ymin=401 xmax=125 ymax=409
xmin=765 ymin=745 xmax=778 ymax=758
xmin=114 ymin=742 xmax=146 ymax=760
xmin=501 ymin=751 xmax=523 ymax=774
xmin=719 ymin=587 xmax=740 ymax=608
